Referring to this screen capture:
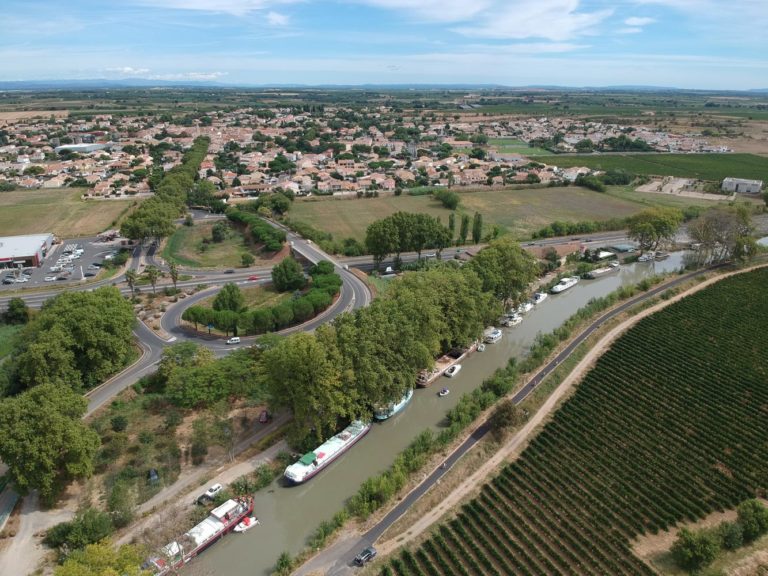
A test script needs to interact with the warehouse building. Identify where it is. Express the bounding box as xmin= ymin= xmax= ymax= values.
xmin=721 ymin=177 xmax=763 ymax=194
xmin=0 ymin=234 xmax=55 ymax=268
